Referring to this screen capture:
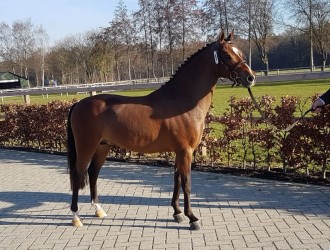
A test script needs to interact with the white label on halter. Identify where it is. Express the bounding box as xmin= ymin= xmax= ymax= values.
xmin=214 ymin=51 xmax=219 ymax=64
